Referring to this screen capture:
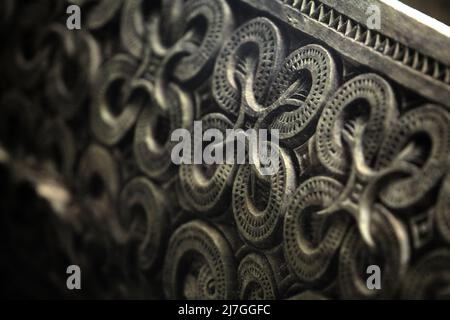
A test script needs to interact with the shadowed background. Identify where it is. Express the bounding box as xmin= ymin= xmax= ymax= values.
xmin=402 ymin=0 xmax=450 ymax=25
